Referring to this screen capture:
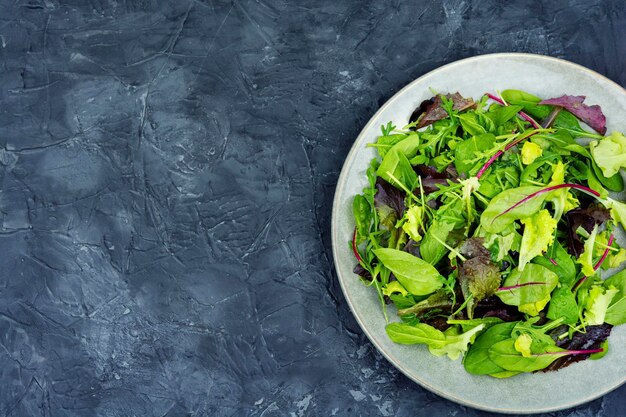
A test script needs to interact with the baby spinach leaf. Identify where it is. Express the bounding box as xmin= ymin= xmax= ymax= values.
xmin=464 ymin=322 xmax=517 ymax=375
xmin=532 ymin=241 xmax=577 ymax=287
xmin=489 ymin=339 xmax=565 ymax=372
xmin=547 ymin=286 xmax=579 ymax=324
xmin=490 ymin=104 xmax=524 ymax=126
xmin=420 ymin=220 xmax=456 ymax=265
xmin=386 ymin=322 xmax=447 ymax=346
xmin=374 ymin=248 xmax=444 ymax=296
xmin=453 ymin=133 xmax=496 ymax=175
xmin=497 ymin=264 xmax=559 ymax=316
xmin=377 ymin=148 xmax=417 ymax=190
xmin=458 ymin=112 xmax=487 ymax=136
